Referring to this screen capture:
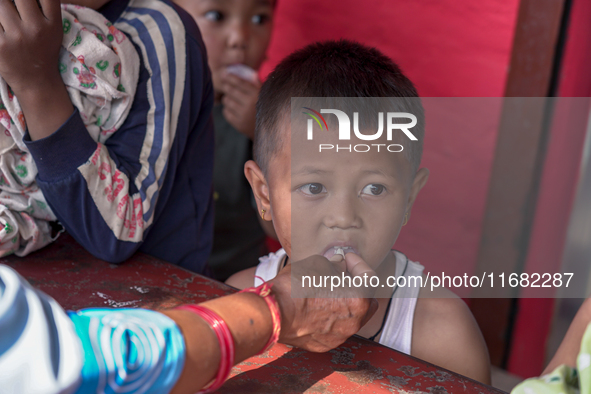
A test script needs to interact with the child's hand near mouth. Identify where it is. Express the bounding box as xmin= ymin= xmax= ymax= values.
xmin=220 ymin=67 xmax=261 ymax=140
